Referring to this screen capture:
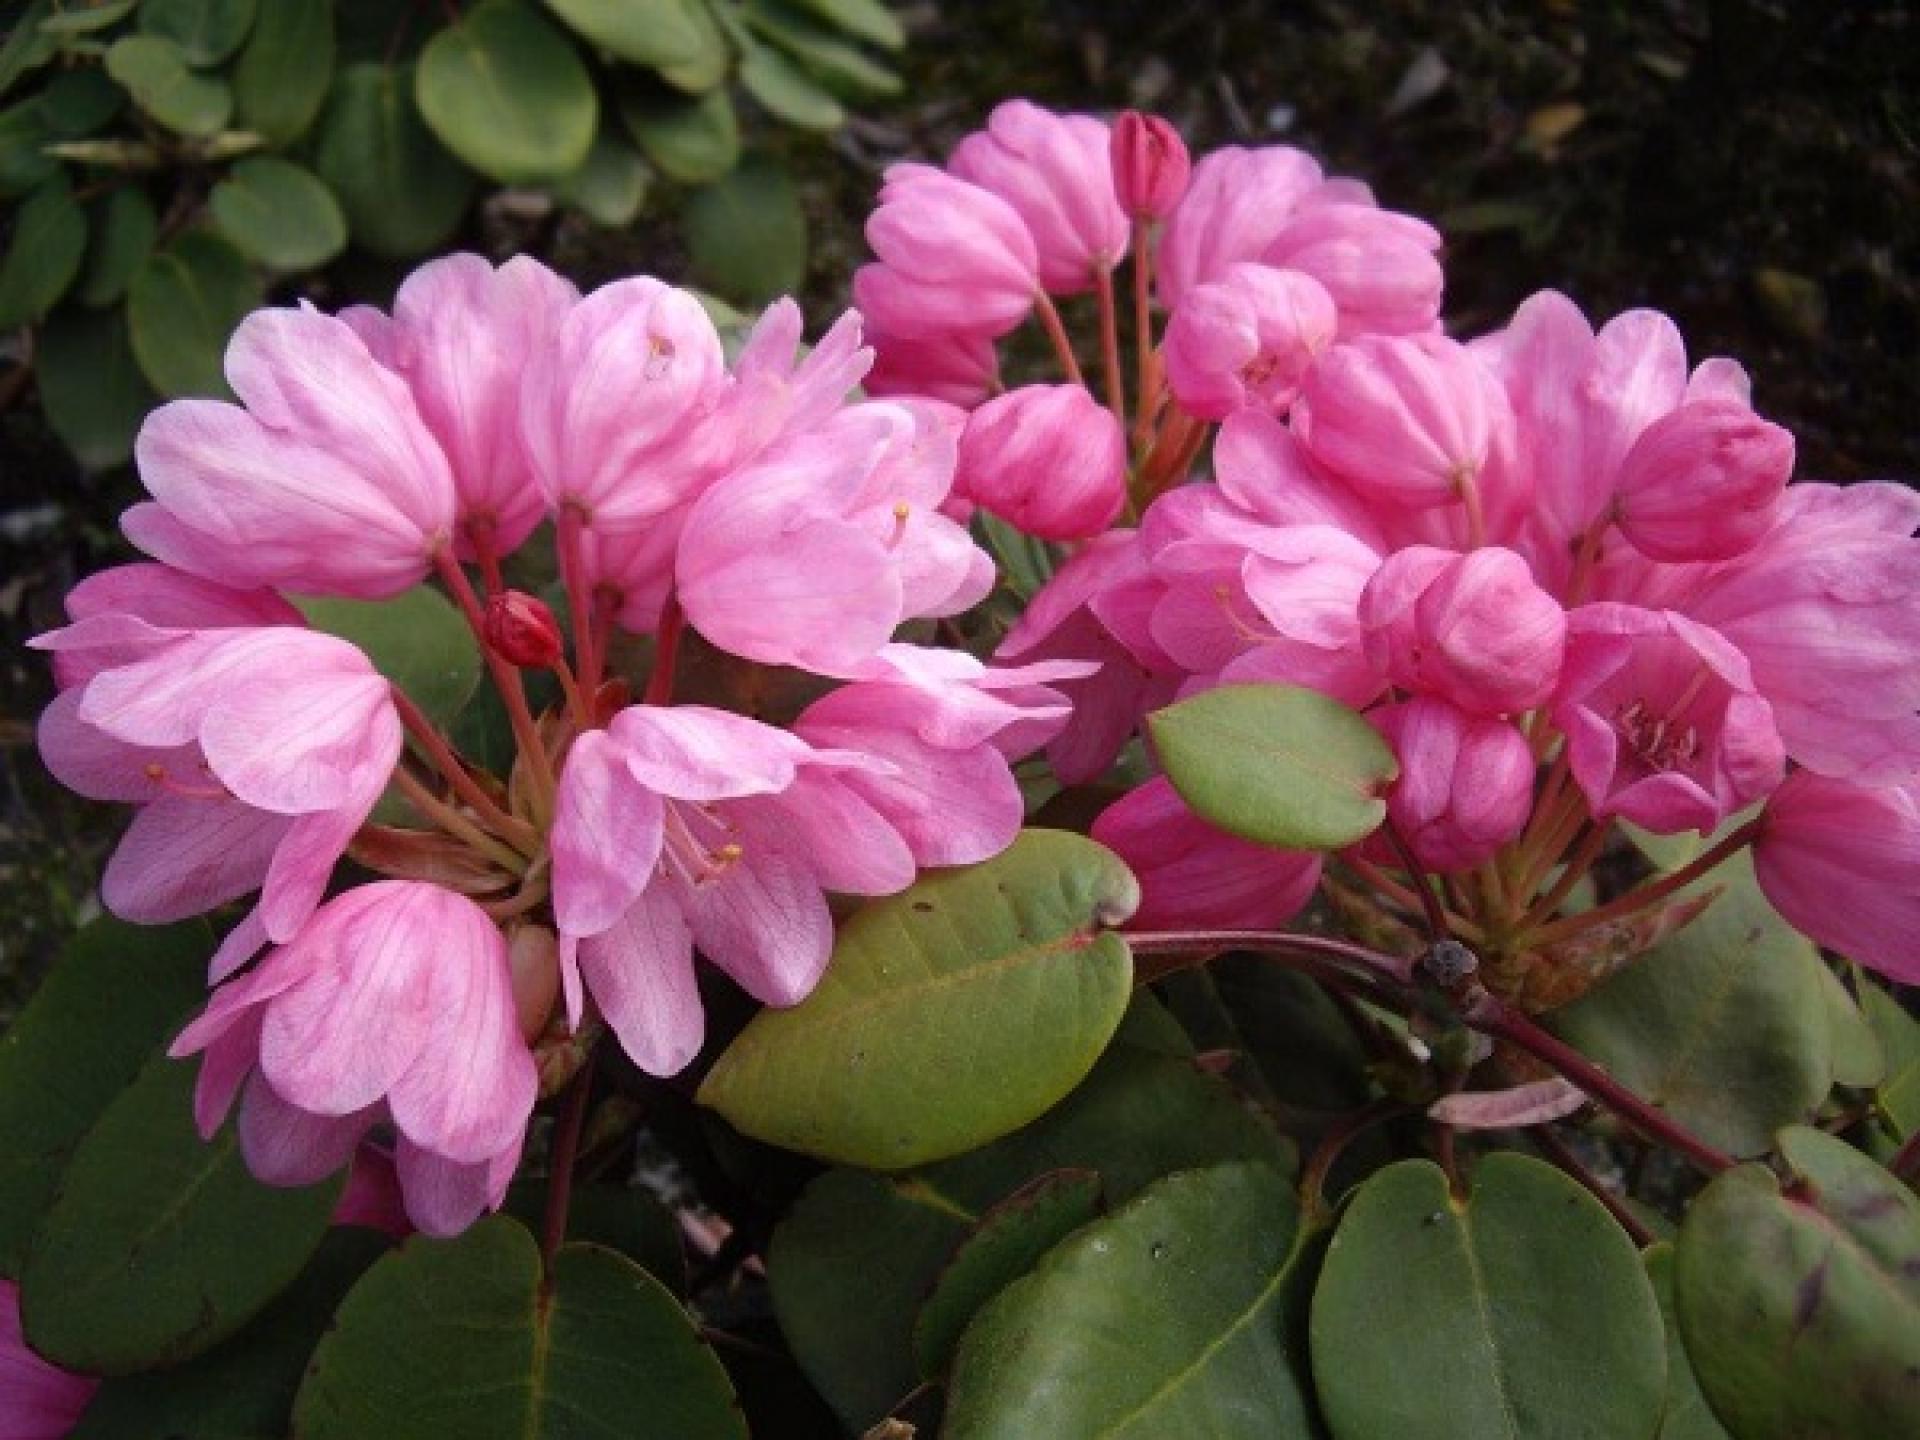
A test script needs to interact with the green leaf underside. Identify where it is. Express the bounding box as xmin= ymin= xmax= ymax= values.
xmin=699 ymin=830 xmax=1138 ymax=1169
xmin=292 ymin=1219 xmax=745 ymax=1439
